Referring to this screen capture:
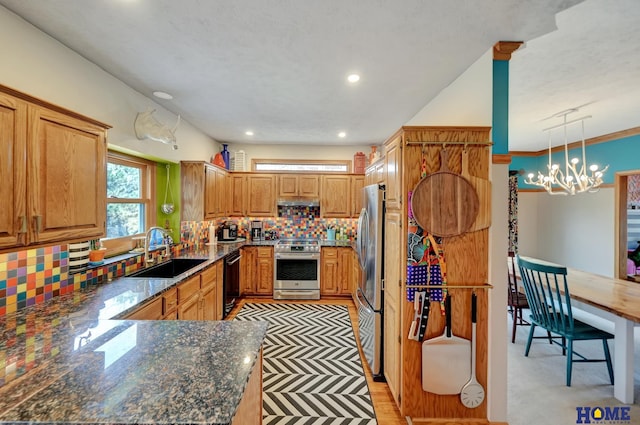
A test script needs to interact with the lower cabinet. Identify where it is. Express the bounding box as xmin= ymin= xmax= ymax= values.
xmin=177 ymin=275 xmax=202 ymax=320
xmin=231 ymin=350 xmax=263 ymax=424
xmin=320 ymin=247 xmax=353 ymax=296
xmin=124 ymin=296 xmax=163 ymax=320
xmin=240 ymin=246 xmax=274 ymax=296
xmin=122 ymin=258 xmax=226 ymax=322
